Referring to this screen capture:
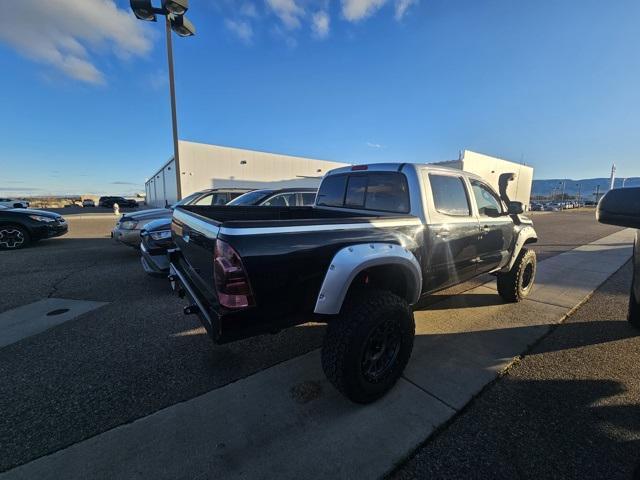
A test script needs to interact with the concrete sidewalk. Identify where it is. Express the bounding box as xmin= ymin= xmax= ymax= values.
xmin=2 ymin=229 xmax=634 ymax=480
